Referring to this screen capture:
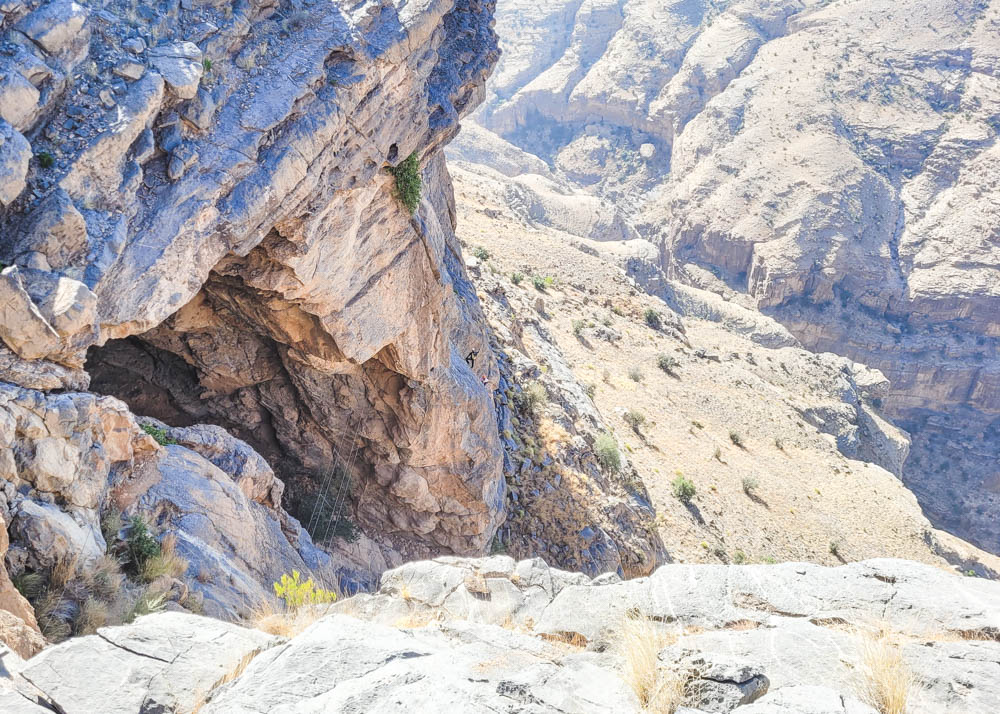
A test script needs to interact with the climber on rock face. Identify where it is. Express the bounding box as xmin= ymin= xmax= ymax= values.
xmin=465 ymin=349 xmax=479 ymax=369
